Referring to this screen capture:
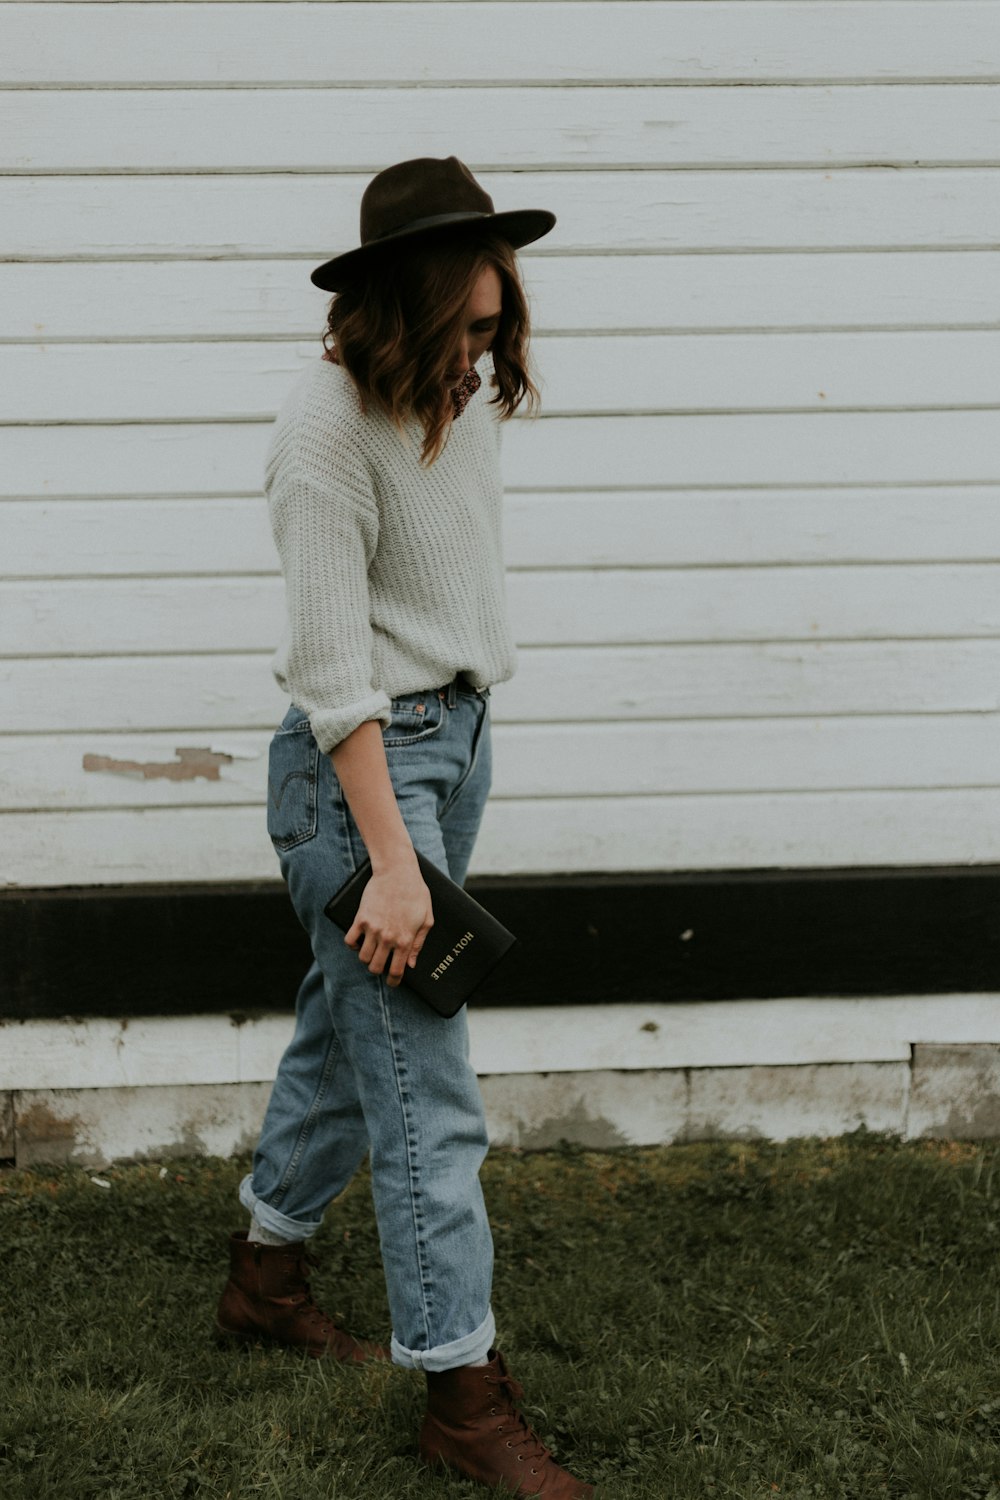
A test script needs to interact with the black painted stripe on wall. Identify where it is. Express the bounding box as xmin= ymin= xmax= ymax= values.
xmin=2 ymin=867 xmax=999 ymax=1022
